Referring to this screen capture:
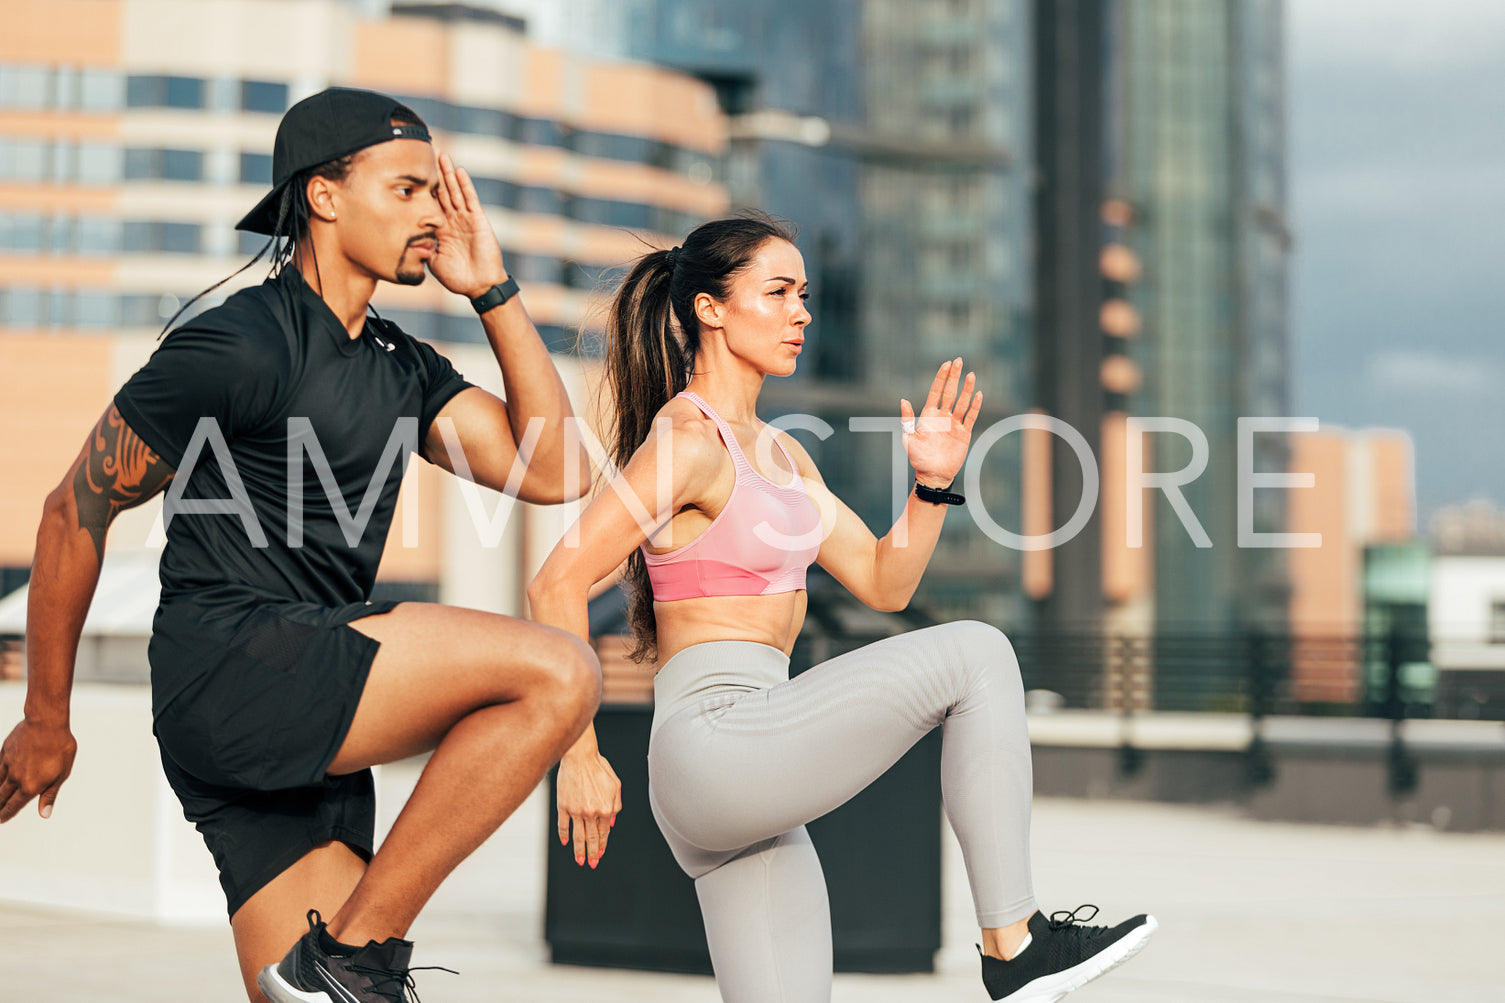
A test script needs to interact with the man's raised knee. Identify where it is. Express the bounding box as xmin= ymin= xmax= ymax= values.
xmin=535 ymin=630 xmax=601 ymax=726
